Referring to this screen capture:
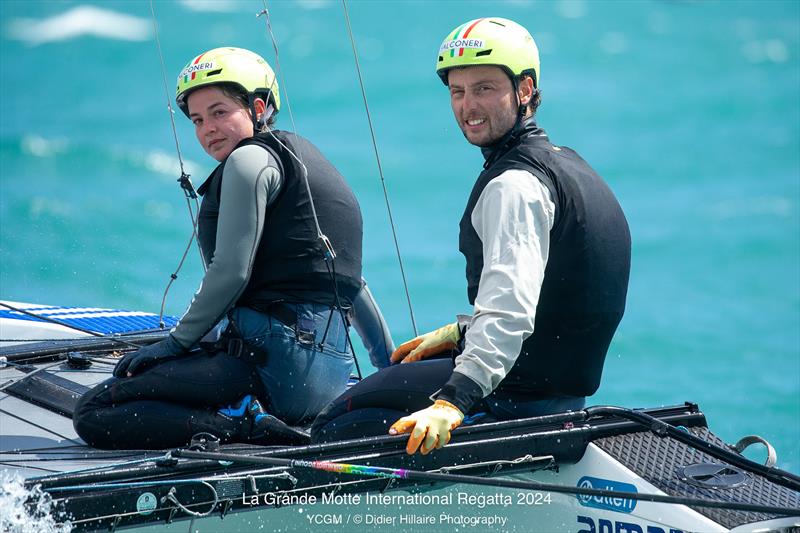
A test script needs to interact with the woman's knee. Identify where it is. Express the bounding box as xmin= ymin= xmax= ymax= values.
xmin=72 ymin=379 xmax=124 ymax=449
xmin=73 ymin=403 xmax=114 ymax=449
xmin=73 ymin=379 xmax=112 ymax=424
